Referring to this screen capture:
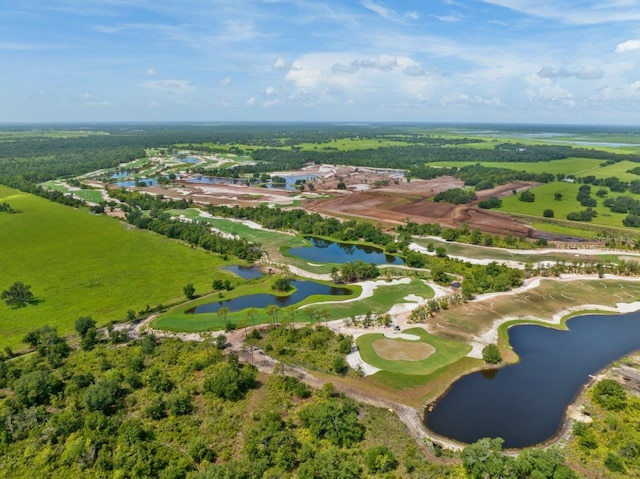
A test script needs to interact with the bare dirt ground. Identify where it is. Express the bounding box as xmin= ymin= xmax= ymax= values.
xmin=372 ymin=338 xmax=435 ymax=361
xmin=305 ymin=174 xmax=535 ymax=236
xmin=95 ymin=163 xmax=538 ymax=237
